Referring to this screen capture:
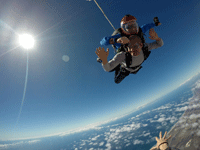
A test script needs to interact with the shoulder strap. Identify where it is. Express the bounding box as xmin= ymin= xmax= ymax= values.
xmin=112 ymin=28 xmax=122 ymax=36
xmin=125 ymin=52 xmax=141 ymax=70
xmin=138 ymin=27 xmax=146 ymax=44
xmin=142 ymin=44 xmax=151 ymax=60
